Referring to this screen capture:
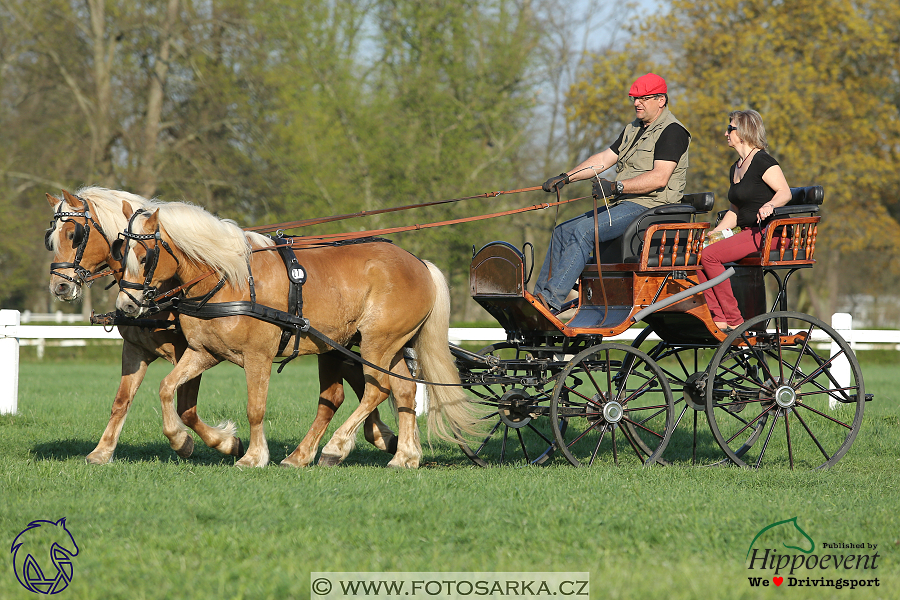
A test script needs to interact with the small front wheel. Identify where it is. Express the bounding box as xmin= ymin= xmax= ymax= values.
xmin=550 ymin=343 xmax=674 ymax=467
xmin=457 ymin=343 xmax=561 ymax=466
